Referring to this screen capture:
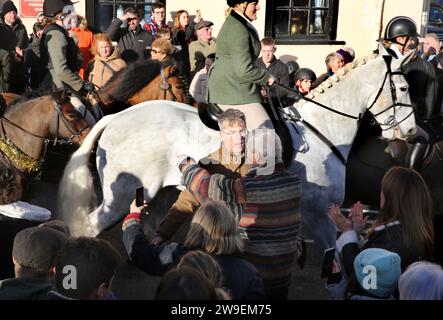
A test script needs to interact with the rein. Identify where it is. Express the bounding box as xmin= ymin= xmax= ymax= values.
xmin=273 ymin=57 xmax=414 ymax=165
xmin=0 ymin=99 xmax=88 ymax=174
xmin=159 ymin=66 xmax=178 ymax=101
